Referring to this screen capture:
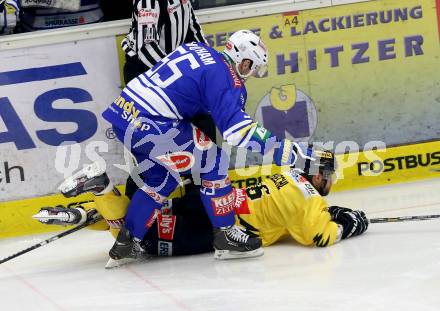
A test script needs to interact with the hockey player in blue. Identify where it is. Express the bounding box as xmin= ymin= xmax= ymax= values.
xmin=102 ymin=30 xmax=312 ymax=267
